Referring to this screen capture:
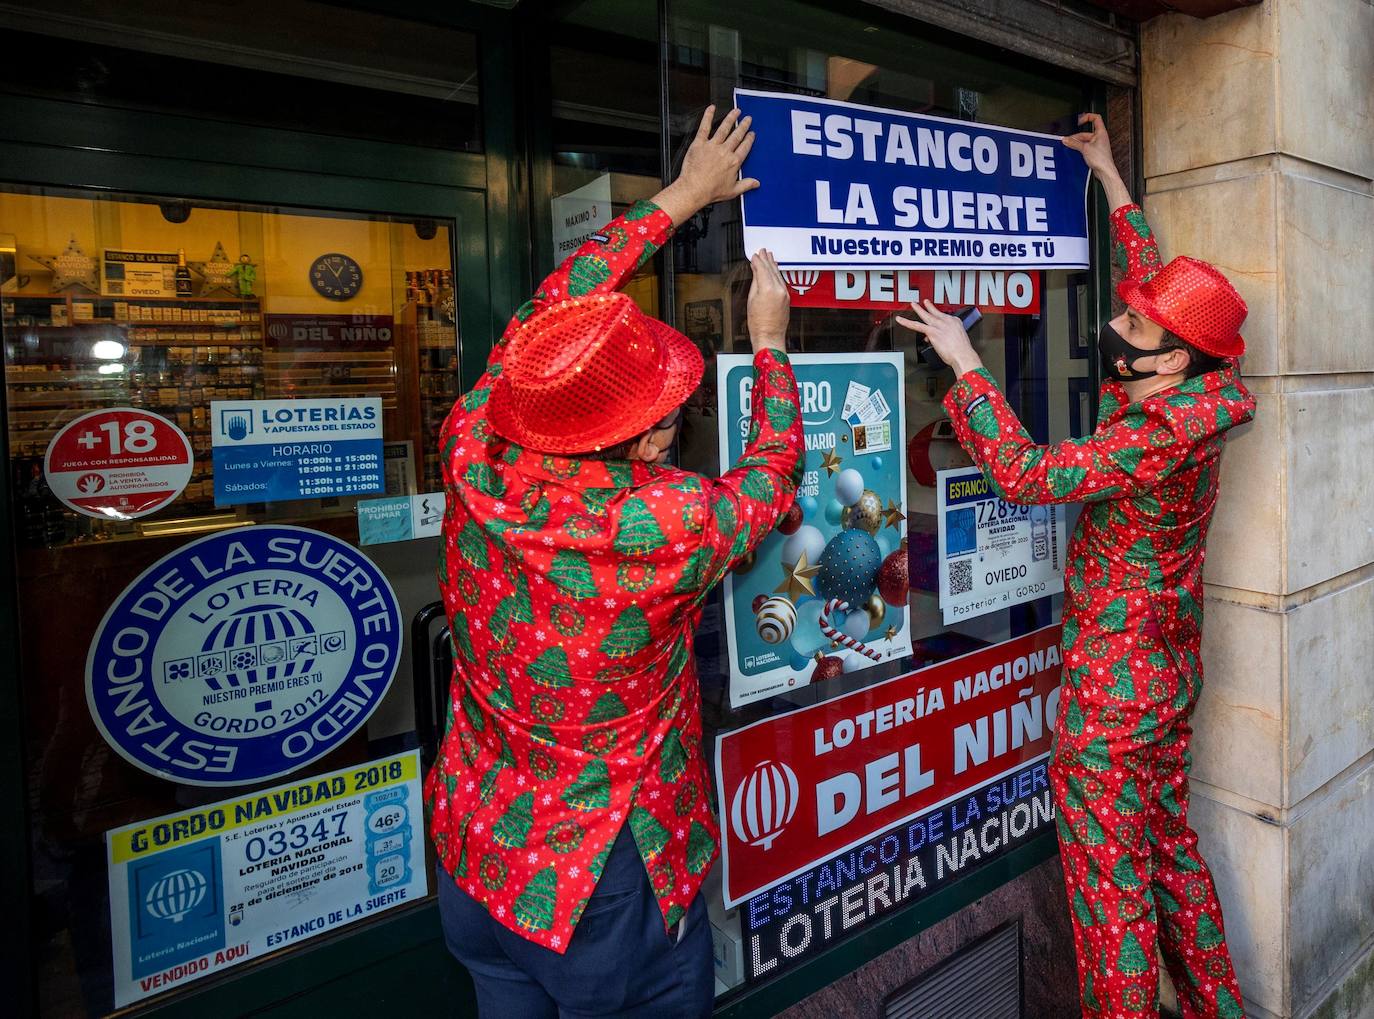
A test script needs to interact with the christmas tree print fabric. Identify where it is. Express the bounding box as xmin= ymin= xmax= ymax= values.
xmin=425 ymin=200 xmax=805 ymax=953
xmin=941 ymin=204 xmax=1256 ymax=1018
